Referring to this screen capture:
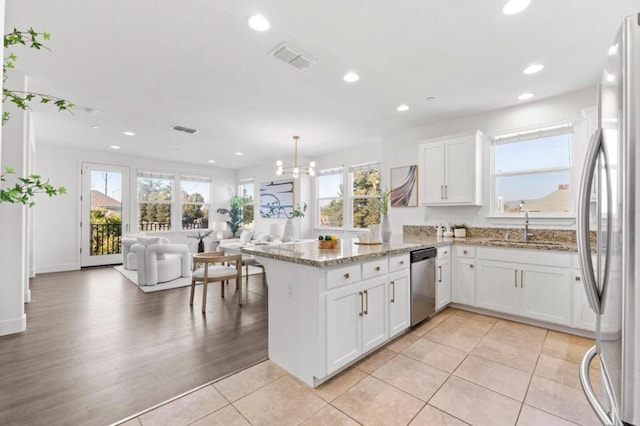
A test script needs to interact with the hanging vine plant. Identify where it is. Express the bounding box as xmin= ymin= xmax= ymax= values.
xmin=1 ymin=28 xmax=72 ymax=205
